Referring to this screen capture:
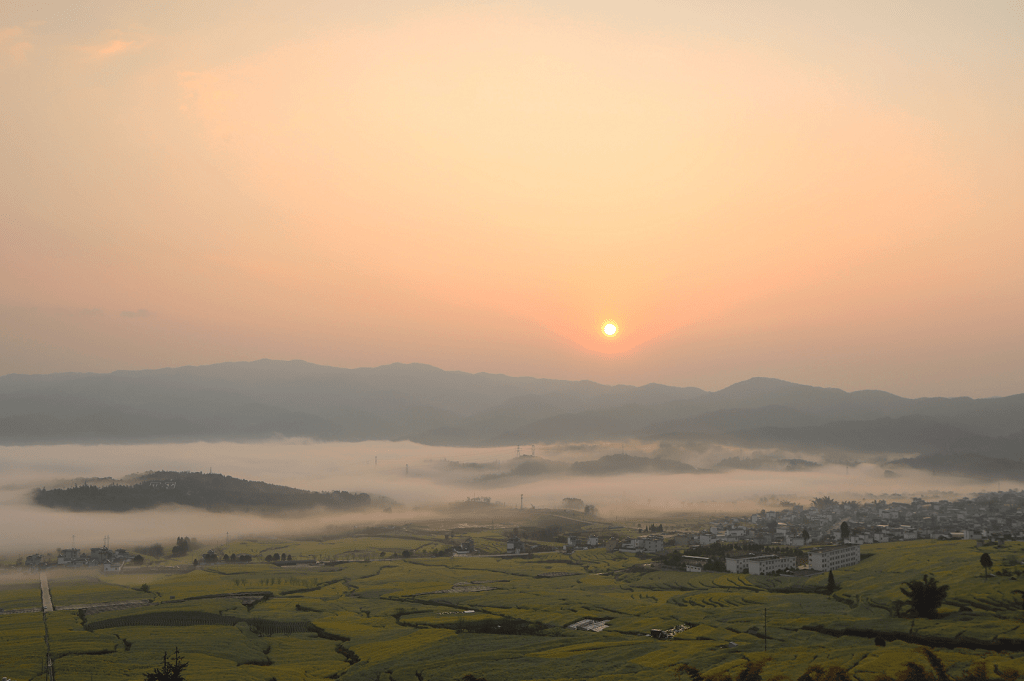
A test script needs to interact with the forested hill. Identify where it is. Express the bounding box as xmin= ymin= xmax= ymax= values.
xmin=33 ymin=471 xmax=378 ymax=514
